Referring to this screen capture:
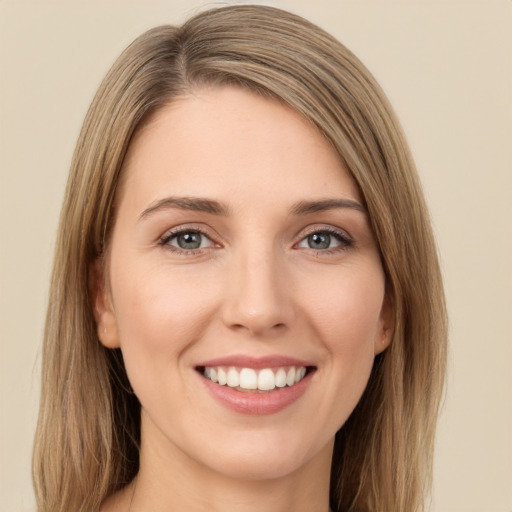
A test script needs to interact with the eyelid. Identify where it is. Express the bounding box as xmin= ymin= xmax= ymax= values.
xmin=157 ymin=223 xmax=353 ymax=255
xmin=294 ymin=224 xmax=353 ymax=251
xmin=159 ymin=224 xmax=221 ymax=253
xmin=298 ymin=224 xmax=352 ymax=240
